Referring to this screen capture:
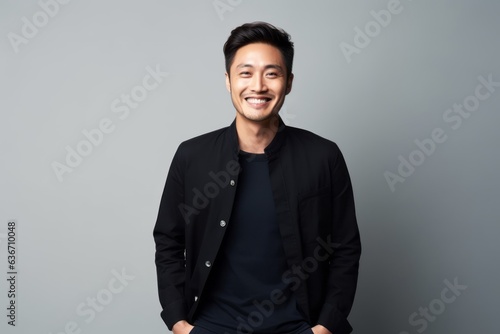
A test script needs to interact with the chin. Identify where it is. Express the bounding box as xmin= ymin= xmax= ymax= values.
xmin=240 ymin=109 xmax=278 ymax=122
xmin=242 ymin=113 xmax=275 ymax=122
